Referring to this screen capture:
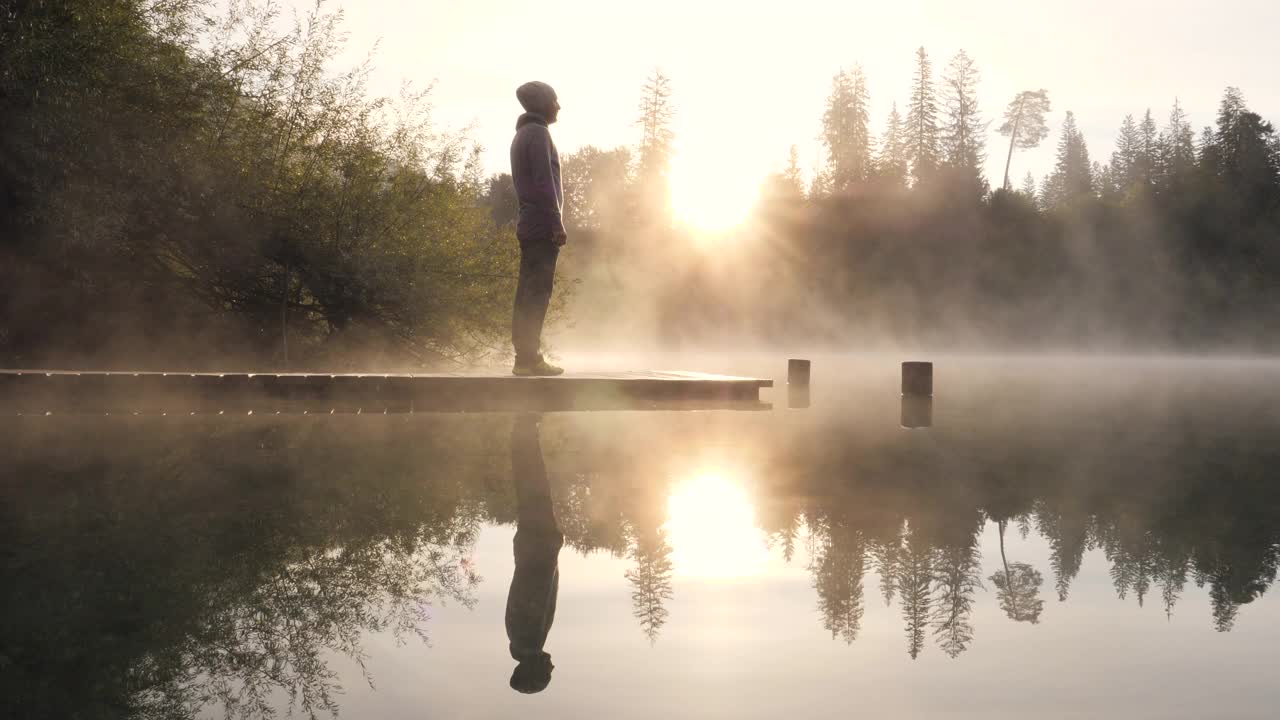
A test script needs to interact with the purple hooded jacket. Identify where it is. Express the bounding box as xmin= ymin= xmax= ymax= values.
xmin=510 ymin=112 xmax=565 ymax=244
